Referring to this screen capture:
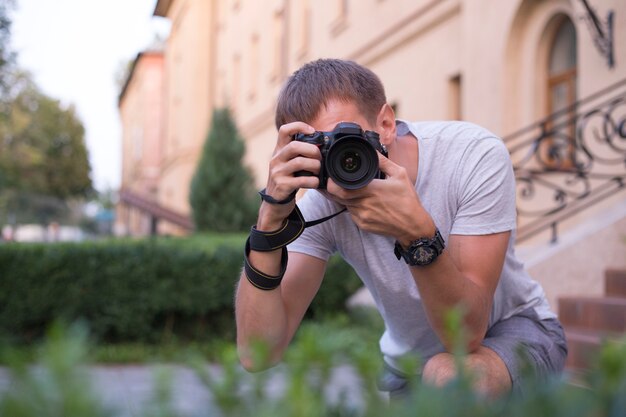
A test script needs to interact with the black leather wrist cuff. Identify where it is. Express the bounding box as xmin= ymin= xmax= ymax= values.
xmin=249 ymin=205 xmax=306 ymax=251
xmin=243 ymin=204 xmax=347 ymax=291
xmin=259 ymin=188 xmax=297 ymax=205
xmin=244 ymin=237 xmax=287 ymax=291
